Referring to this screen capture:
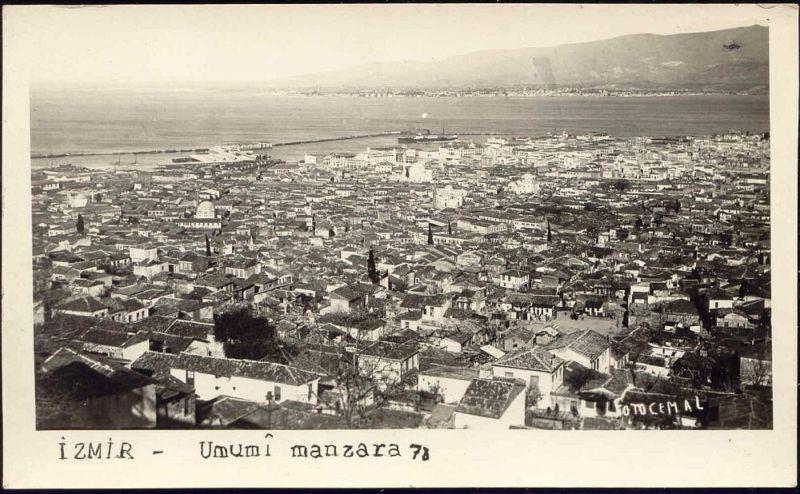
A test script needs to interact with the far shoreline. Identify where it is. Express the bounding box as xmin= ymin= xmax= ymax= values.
xmin=31 ymin=129 xmax=769 ymax=175
xmin=30 ymin=93 xmax=769 ymax=162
